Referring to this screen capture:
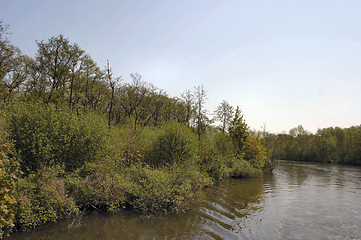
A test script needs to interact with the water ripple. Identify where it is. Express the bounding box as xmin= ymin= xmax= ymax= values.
xmin=9 ymin=161 xmax=361 ymax=240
